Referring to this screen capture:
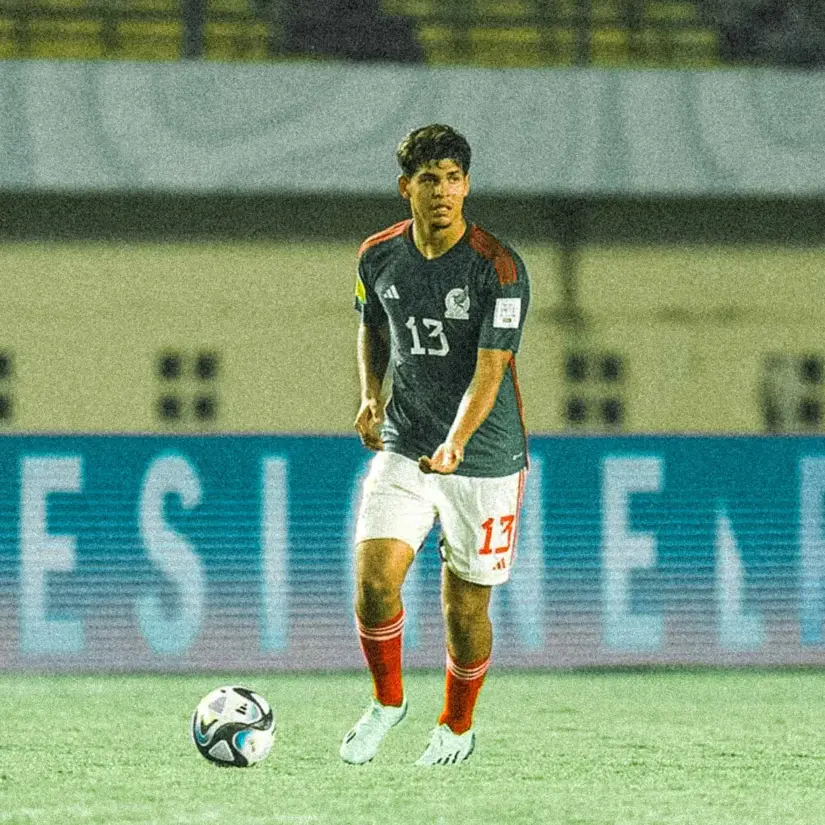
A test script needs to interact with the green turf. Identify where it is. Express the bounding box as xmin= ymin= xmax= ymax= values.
xmin=3 ymin=669 xmax=825 ymax=825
